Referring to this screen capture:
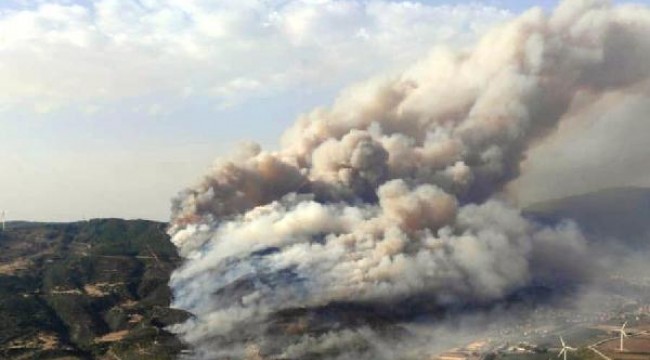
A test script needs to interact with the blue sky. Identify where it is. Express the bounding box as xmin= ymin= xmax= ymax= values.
xmin=0 ymin=0 xmax=648 ymax=221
